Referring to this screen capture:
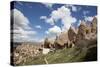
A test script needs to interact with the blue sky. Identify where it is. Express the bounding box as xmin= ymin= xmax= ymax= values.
xmin=11 ymin=1 xmax=97 ymax=42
